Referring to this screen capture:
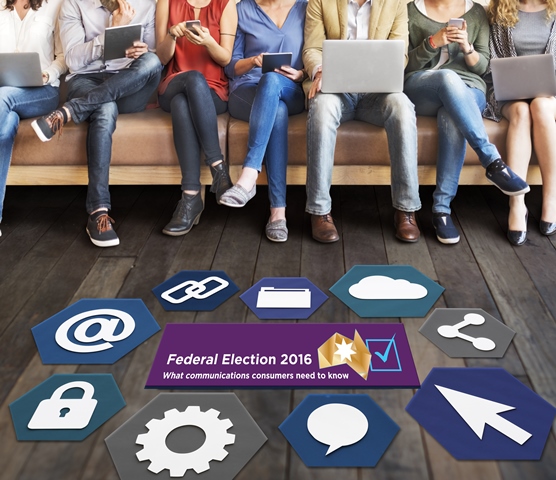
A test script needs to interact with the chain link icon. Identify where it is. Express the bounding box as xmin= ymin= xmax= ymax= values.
xmin=161 ymin=276 xmax=230 ymax=304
